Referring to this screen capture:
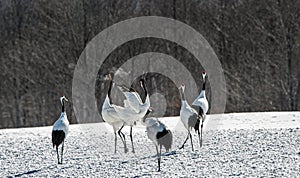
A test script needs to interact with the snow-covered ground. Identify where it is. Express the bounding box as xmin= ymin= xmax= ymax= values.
xmin=1 ymin=112 xmax=300 ymax=177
